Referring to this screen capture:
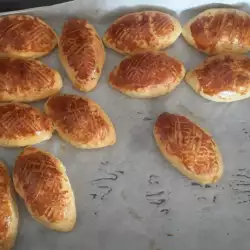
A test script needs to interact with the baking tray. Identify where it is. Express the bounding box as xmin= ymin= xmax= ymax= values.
xmin=1 ymin=0 xmax=250 ymax=249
